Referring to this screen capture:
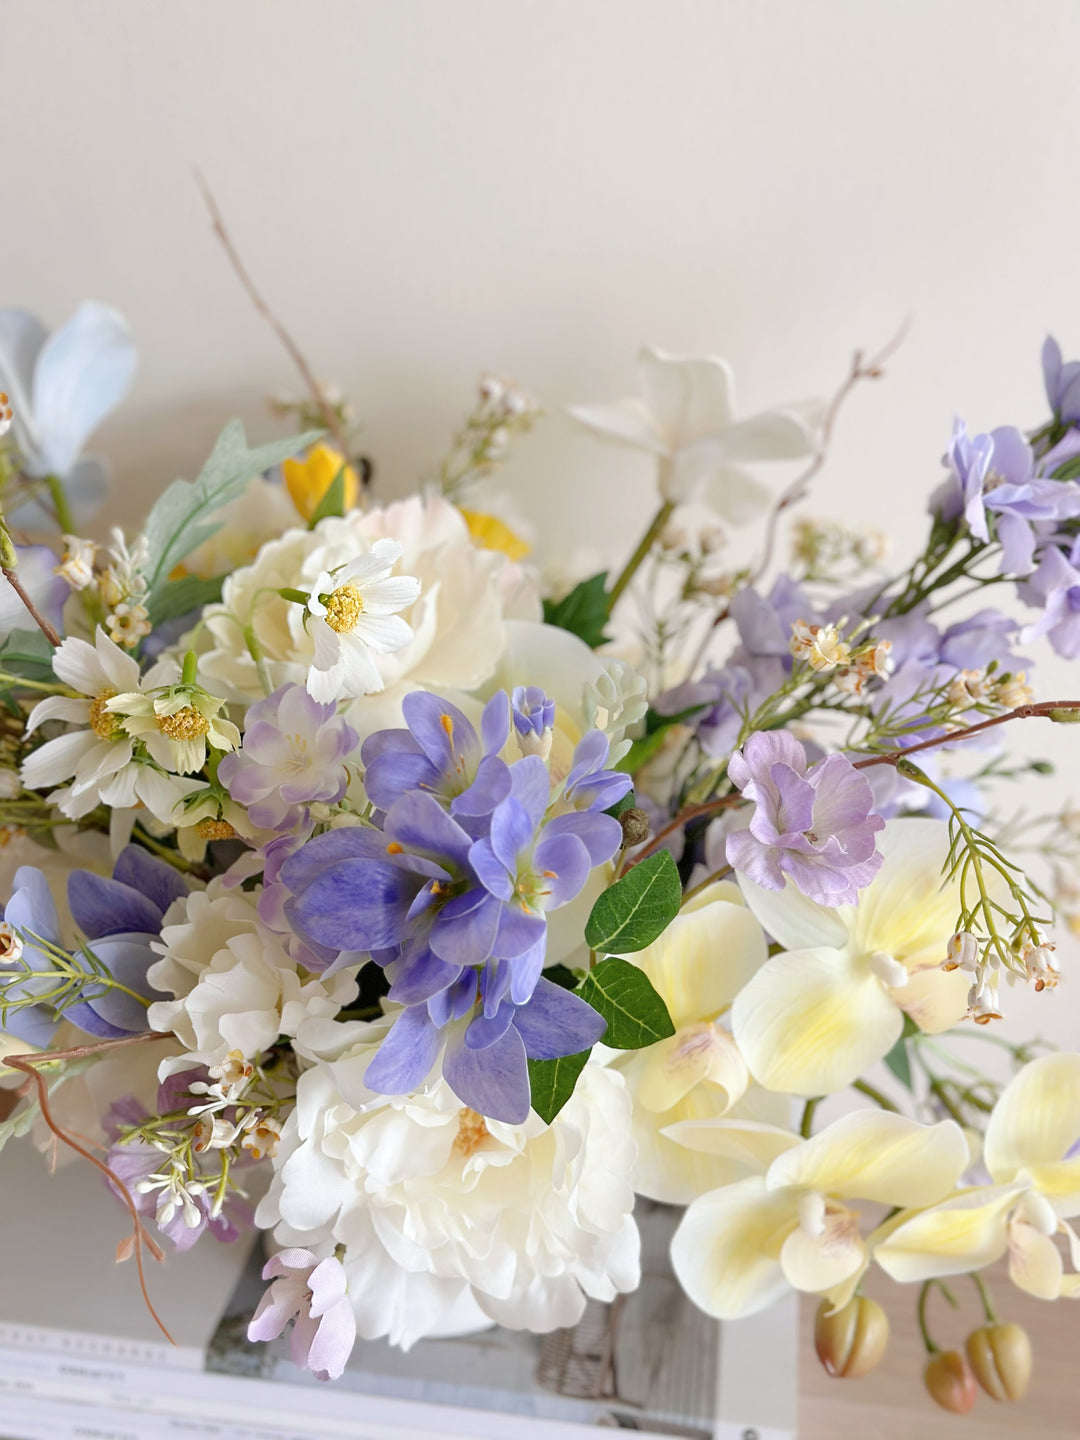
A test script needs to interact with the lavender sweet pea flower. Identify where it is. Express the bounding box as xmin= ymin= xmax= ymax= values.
xmin=248 ymin=1249 xmax=356 ymax=1382
xmin=217 ymin=684 xmax=359 ymax=830
xmin=0 ymin=545 xmax=67 ymax=639
xmin=1043 ymin=336 xmax=1080 ymax=425
xmin=1019 ymin=538 xmax=1080 ymax=658
xmin=725 ymin=730 xmax=884 ymax=906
